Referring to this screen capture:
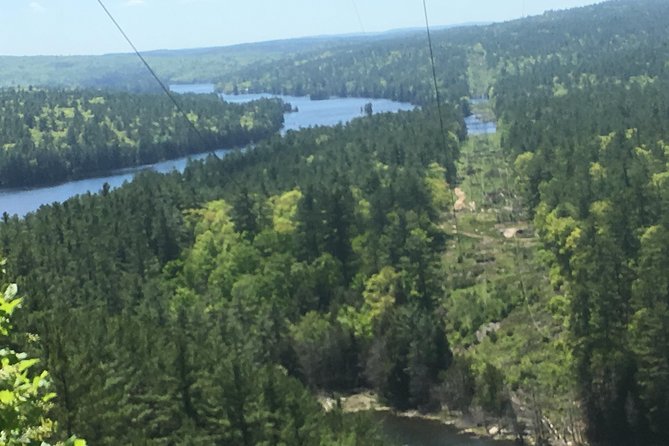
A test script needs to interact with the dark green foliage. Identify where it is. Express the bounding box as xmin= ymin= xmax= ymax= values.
xmin=476 ymin=363 xmax=511 ymax=419
xmin=1 ymin=105 xmax=461 ymax=443
xmin=7 ymin=1 xmax=669 ymax=443
xmin=216 ymin=35 xmax=470 ymax=105
xmin=291 ymin=312 xmax=359 ymax=391
xmin=438 ymin=356 xmax=476 ymax=413
xmin=366 ymin=304 xmax=452 ymax=411
xmin=0 ymin=36 xmax=372 ymax=92
xmin=485 ymin=0 xmax=669 ymax=443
